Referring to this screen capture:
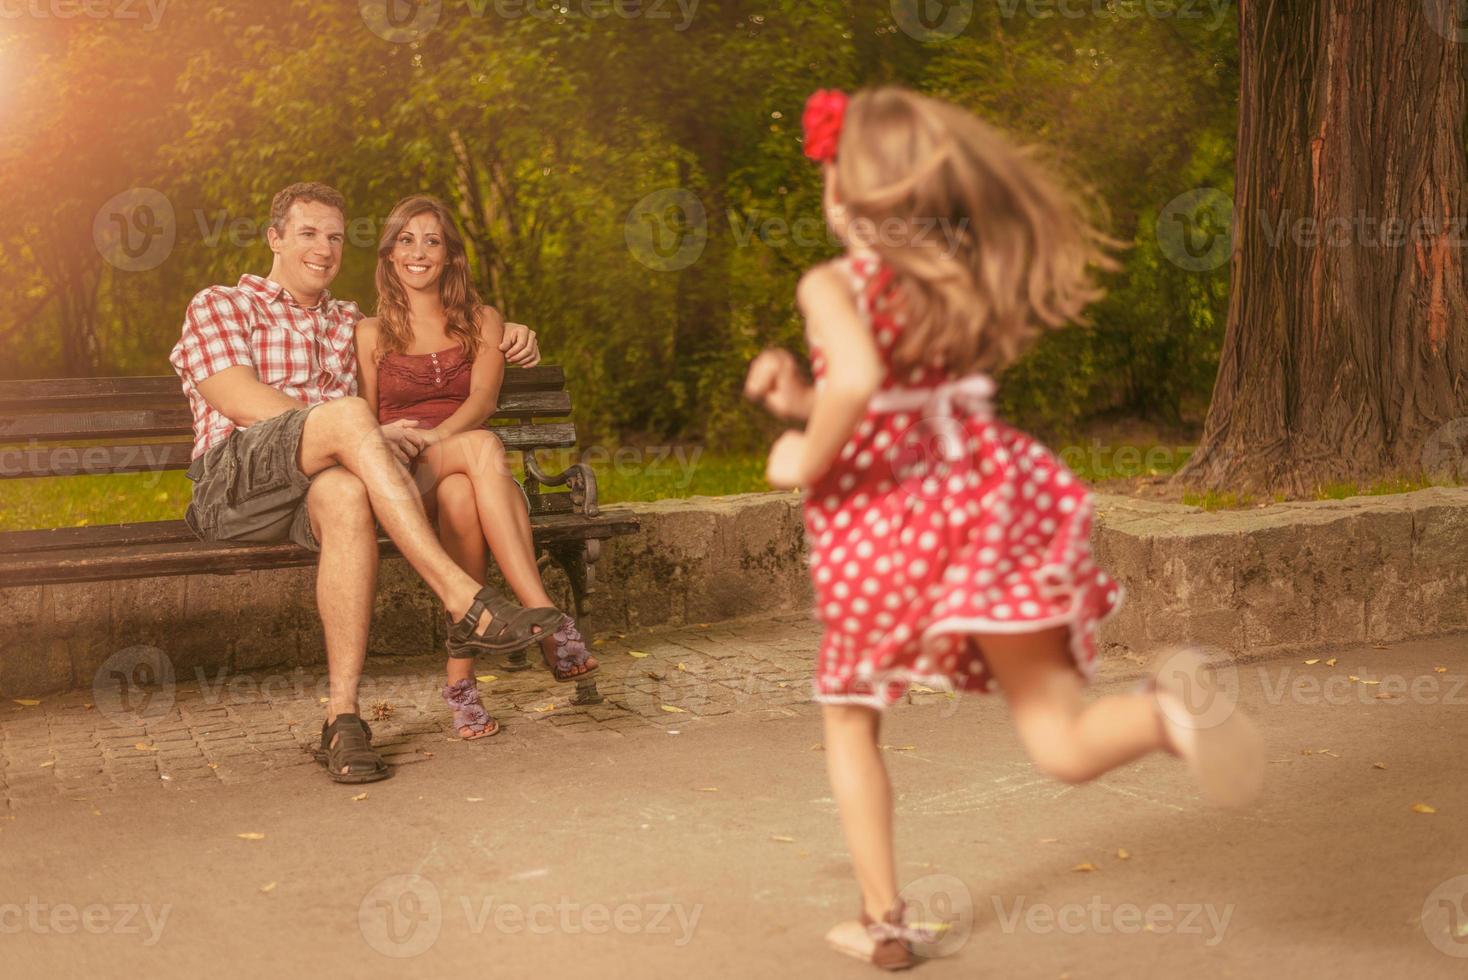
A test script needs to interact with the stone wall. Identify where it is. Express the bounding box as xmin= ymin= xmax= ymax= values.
xmin=2 ymin=487 xmax=1465 ymax=696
